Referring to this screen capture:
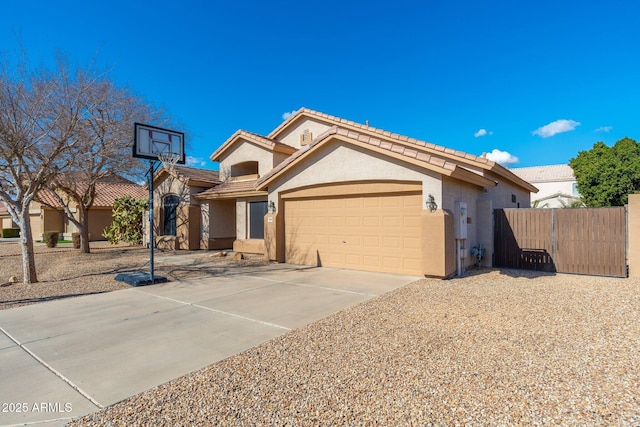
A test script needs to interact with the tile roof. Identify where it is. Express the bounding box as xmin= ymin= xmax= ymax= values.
xmin=510 ymin=164 xmax=575 ymax=183
xmin=268 ymin=108 xmax=494 ymax=167
xmin=257 ymin=126 xmax=498 ymax=190
xmin=36 ymin=183 xmax=147 ymax=208
xmin=209 ymin=130 xmax=297 ymax=161
xmin=195 ymin=179 xmax=261 ymax=198
xmin=170 ymin=165 xmax=220 ymax=184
